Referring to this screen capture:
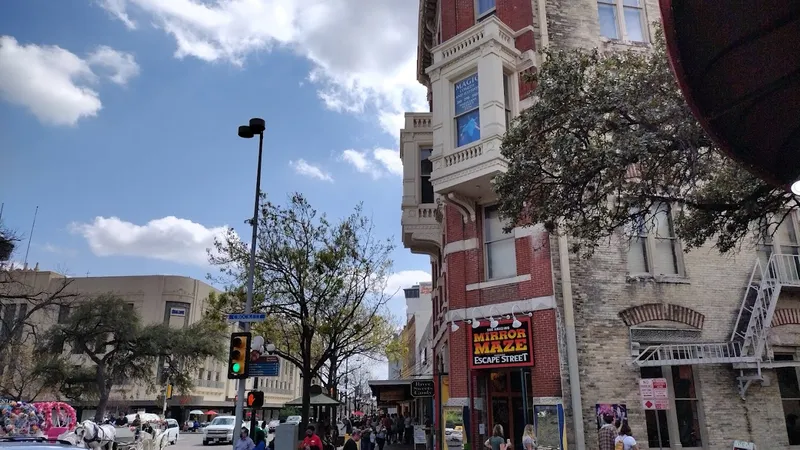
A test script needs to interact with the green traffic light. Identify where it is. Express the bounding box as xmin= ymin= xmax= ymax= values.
xmin=232 ymin=363 xmax=241 ymax=373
